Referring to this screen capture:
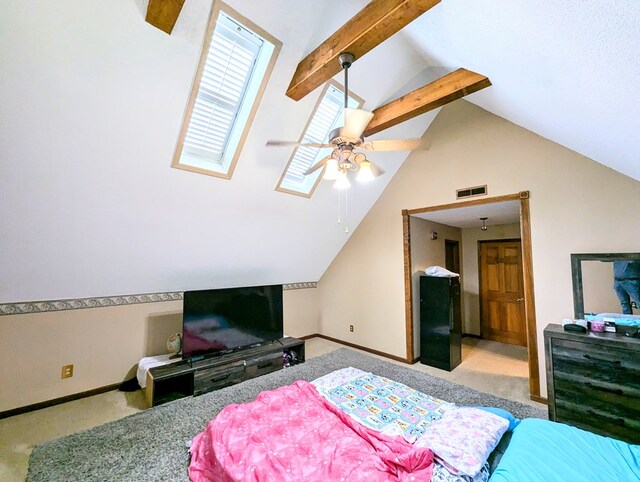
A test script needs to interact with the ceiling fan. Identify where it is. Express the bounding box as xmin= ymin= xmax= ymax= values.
xmin=266 ymin=52 xmax=422 ymax=186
